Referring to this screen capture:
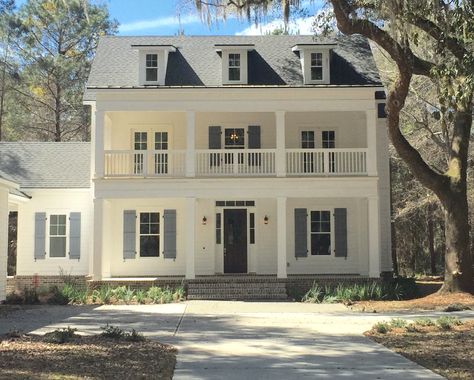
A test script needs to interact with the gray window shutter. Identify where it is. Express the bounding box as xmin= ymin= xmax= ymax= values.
xmin=123 ymin=210 xmax=136 ymax=259
xmin=69 ymin=212 xmax=81 ymax=260
xmin=294 ymin=208 xmax=308 ymax=258
xmin=34 ymin=212 xmax=46 ymax=260
xmin=334 ymin=208 xmax=348 ymax=258
xmin=209 ymin=126 xmax=221 ymax=149
xmin=163 ymin=209 xmax=177 ymax=259
xmin=248 ymin=125 xmax=261 ymax=149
